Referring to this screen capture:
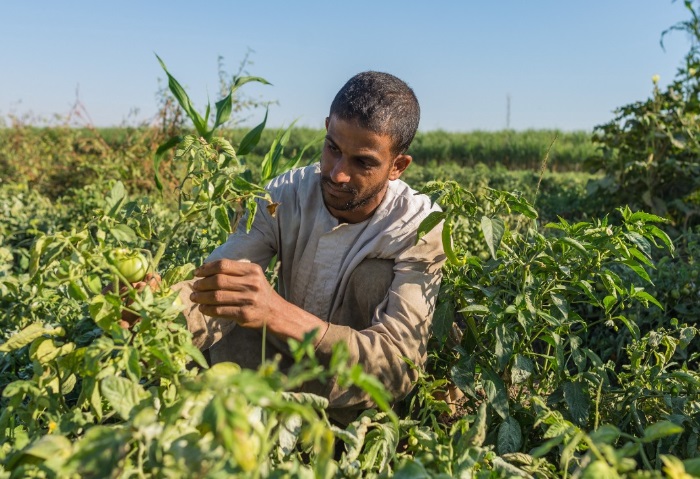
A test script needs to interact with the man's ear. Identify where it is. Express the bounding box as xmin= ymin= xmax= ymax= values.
xmin=325 ymin=117 xmax=330 ymax=130
xmin=389 ymin=154 xmax=412 ymax=180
